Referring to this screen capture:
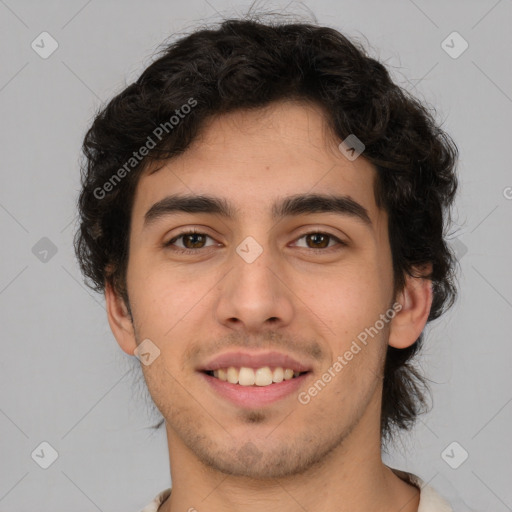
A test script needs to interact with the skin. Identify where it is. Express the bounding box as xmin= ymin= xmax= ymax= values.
xmin=105 ymin=100 xmax=432 ymax=512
